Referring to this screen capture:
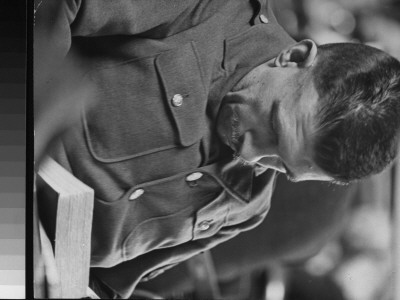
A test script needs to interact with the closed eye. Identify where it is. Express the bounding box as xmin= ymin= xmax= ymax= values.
xmin=270 ymin=101 xmax=280 ymax=145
